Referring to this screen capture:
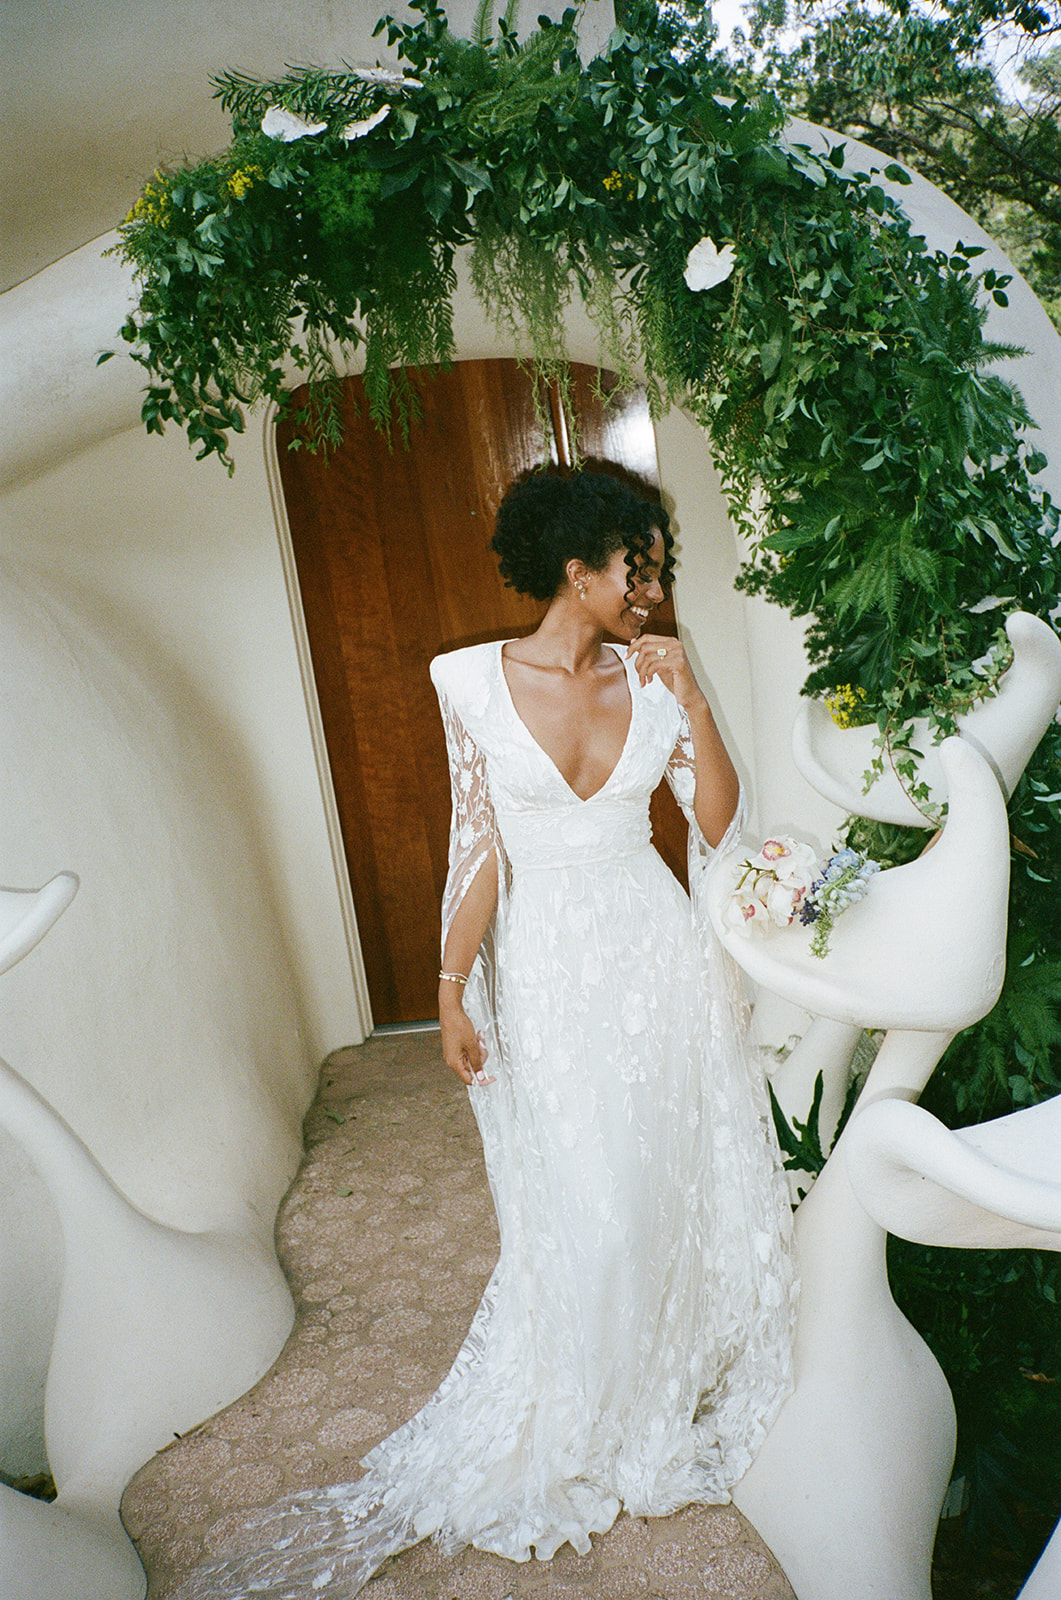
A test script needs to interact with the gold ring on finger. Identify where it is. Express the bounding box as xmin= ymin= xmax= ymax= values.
xmin=656 ymin=647 xmax=668 ymax=658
